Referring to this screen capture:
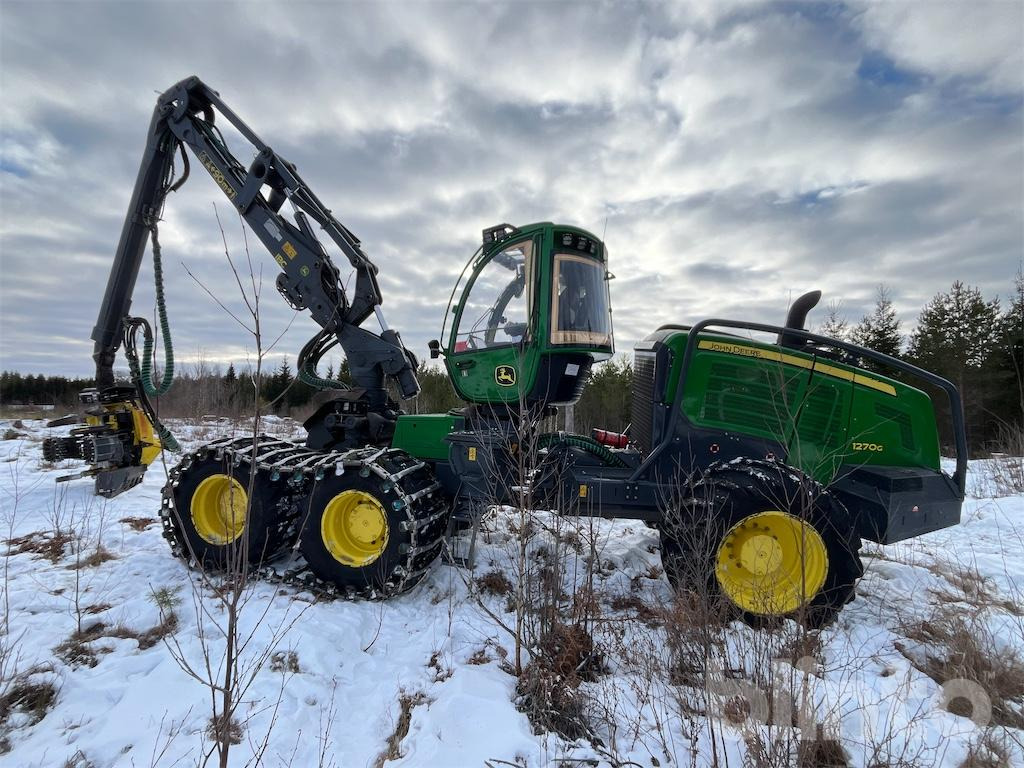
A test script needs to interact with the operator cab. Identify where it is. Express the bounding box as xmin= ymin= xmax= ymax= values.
xmin=438 ymin=222 xmax=613 ymax=407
